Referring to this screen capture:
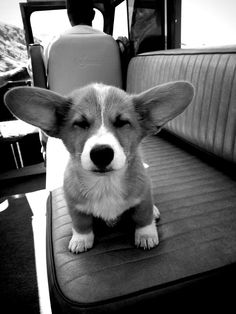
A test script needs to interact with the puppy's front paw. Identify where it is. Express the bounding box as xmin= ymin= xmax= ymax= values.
xmin=153 ymin=205 xmax=160 ymax=219
xmin=135 ymin=220 xmax=159 ymax=250
xmin=69 ymin=228 xmax=94 ymax=254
